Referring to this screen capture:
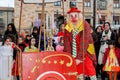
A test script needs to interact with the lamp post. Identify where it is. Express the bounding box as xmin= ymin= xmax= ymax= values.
xmin=93 ymin=0 xmax=96 ymax=30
